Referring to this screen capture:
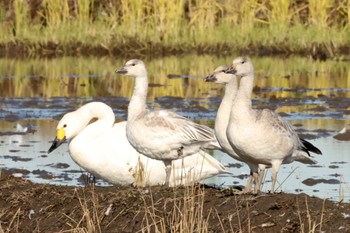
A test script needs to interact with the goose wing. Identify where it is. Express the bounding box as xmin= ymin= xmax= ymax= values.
xmin=258 ymin=109 xmax=322 ymax=155
xmin=143 ymin=110 xmax=216 ymax=145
